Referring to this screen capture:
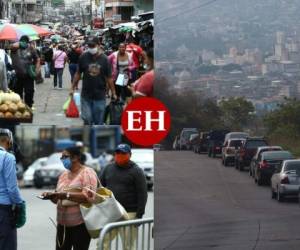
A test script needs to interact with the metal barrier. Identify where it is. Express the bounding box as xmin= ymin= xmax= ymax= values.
xmin=98 ymin=218 xmax=154 ymax=250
